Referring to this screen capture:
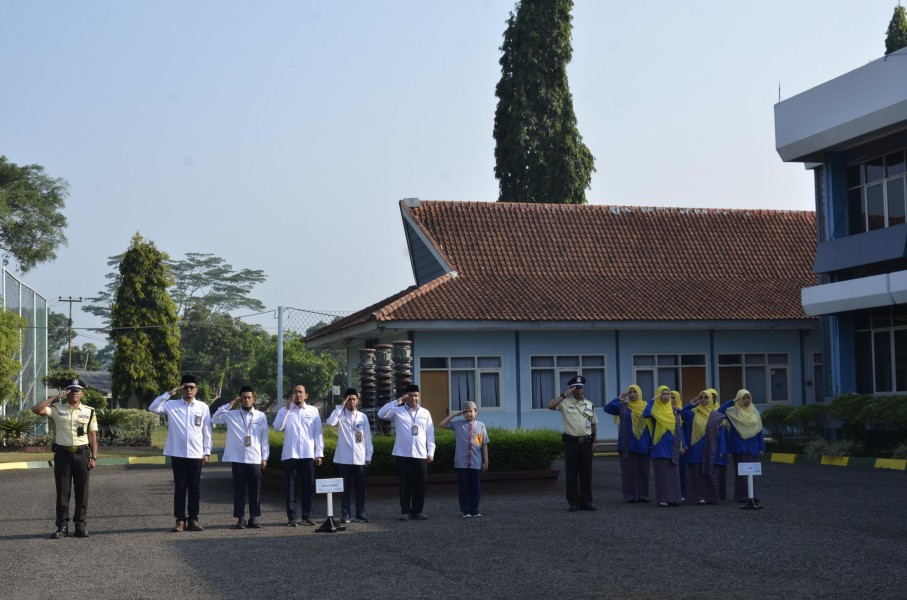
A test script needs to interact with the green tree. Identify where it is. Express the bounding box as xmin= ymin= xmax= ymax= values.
xmin=45 ymin=368 xmax=81 ymax=391
xmin=84 ymin=252 xmax=266 ymax=322
xmin=179 ymin=305 xmax=269 ymax=399
xmin=493 ymin=0 xmax=595 ymax=205
xmin=0 ymin=156 xmax=69 ymax=272
xmin=47 ymin=310 xmax=72 ymax=366
xmin=0 ymin=308 xmax=26 ymax=410
xmin=249 ymin=333 xmax=337 ymax=404
xmin=110 ymin=234 xmax=181 ymax=407
xmin=886 ymin=3 xmax=907 ymax=55
xmin=169 ymin=253 xmax=267 ymax=317
xmin=67 ymin=343 xmax=100 ymax=371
